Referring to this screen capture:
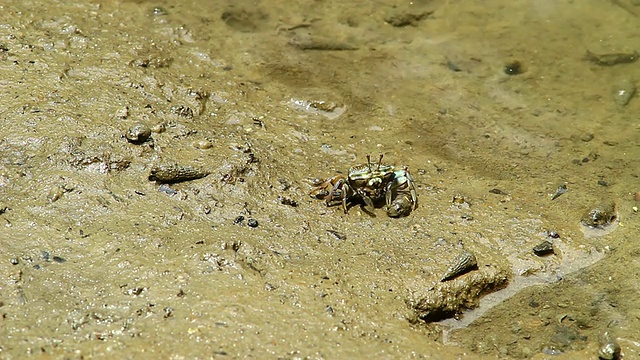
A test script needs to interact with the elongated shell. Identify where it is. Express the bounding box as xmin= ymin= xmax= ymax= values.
xmin=440 ymin=251 xmax=478 ymax=282
xmin=148 ymin=164 xmax=209 ymax=184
